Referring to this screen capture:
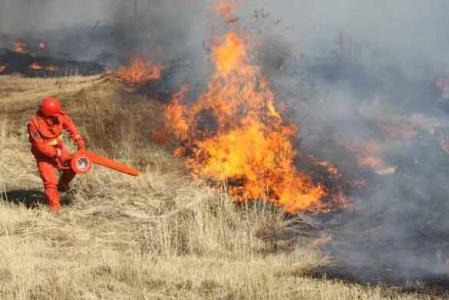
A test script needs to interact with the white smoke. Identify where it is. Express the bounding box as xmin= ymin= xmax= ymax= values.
xmin=2 ymin=0 xmax=449 ymax=282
